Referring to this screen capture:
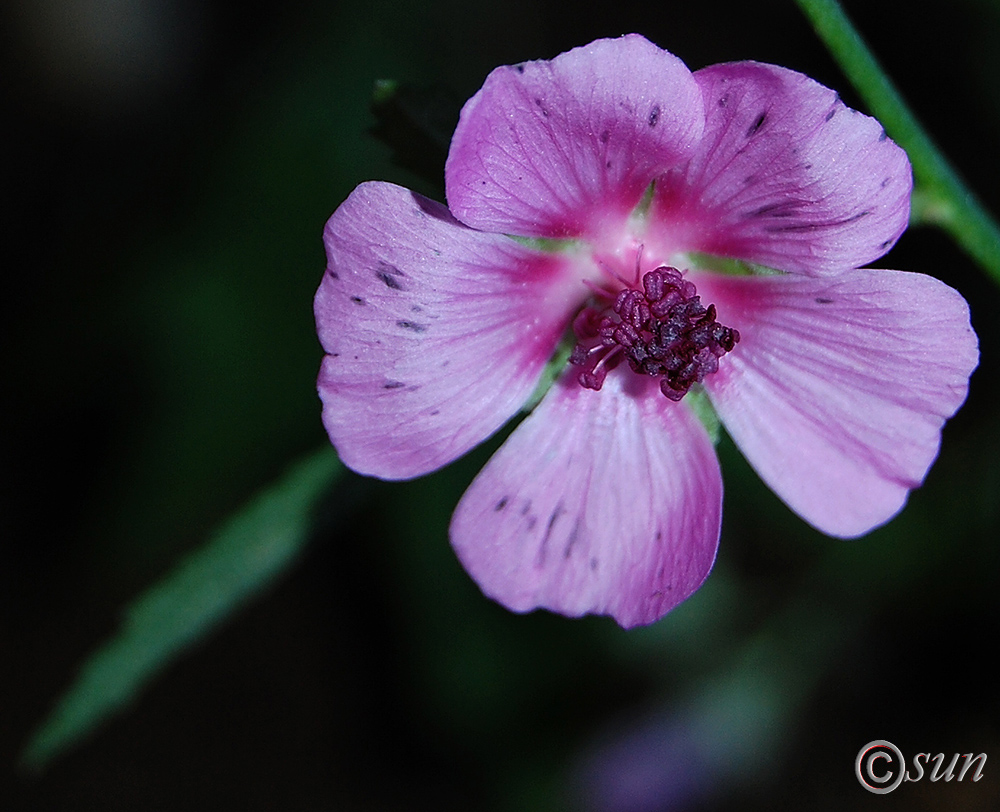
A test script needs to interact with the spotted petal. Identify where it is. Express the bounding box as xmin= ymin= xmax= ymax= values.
xmin=697 ymin=268 xmax=978 ymax=536
xmin=446 ymin=34 xmax=704 ymax=240
xmin=316 ymin=182 xmax=583 ymax=479
xmin=450 ymin=372 xmax=722 ymax=628
xmin=652 ymin=62 xmax=911 ymax=276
